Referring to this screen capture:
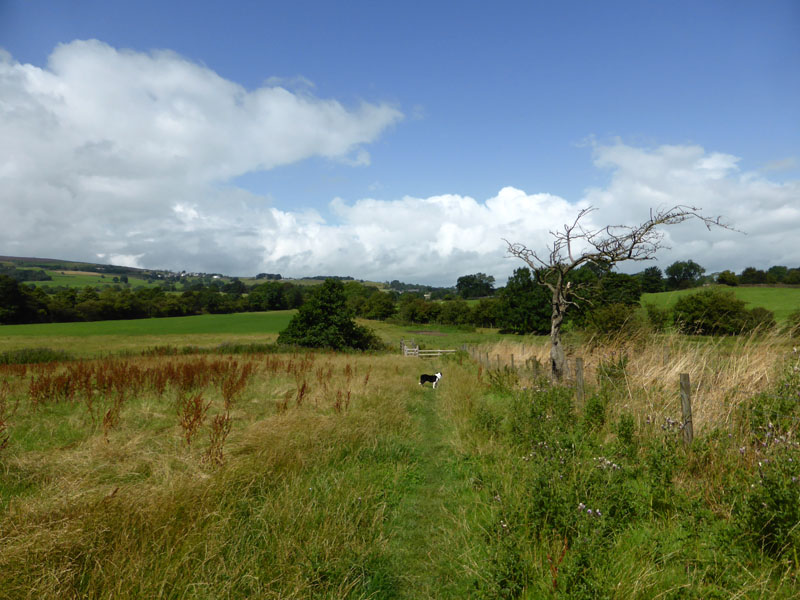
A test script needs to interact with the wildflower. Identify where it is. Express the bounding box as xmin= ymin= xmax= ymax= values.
xmin=578 ymin=502 xmax=586 ymax=511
